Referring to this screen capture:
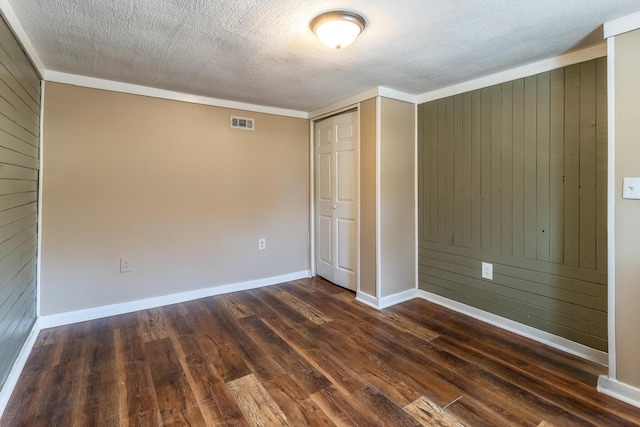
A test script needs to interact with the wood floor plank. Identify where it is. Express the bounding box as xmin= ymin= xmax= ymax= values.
xmin=404 ymin=395 xmax=466 ymax=427
xmin=360 ymin=370 xmax=424 ymax=408
xmin=318 ymin=318 xmax=463 ymax=406
xmin=163 ymin=308 xmax=249 ymax=426
xmin=378 ymin=310 xmax=440 ymax=341
xmin=227 ymin=373 xmax=289 ymax=426
xmin=138 ymin=308 xmax=169 ymax=343
xmin=201 ymin=297 xmax=287 ymax=382
xmin=144 ymin=338 xmax=208 ymax=426
xmin=392 ymin=298 xmax=604 ymax=383
xmin=83 ymin=321 xmax=119 ymax=427
xmin=24 ymin=323 xmax=88 ymax=427
xmin=434 ymin=334 xmax=639 ymax=426
xmin=117 ymin=327 xmax=162 ymax=427
xmin=415 ymin=336 xmax=583 ymax=426
xmin=443 ymin=396 xmax=532 ymax=427
xmin=264 ymin=374 xmax=337 ymax=426
xmin=218 ymin=293 xmax=255 ymax=319
xmin=182 ymin=307 xmax=253 ymax=383
xmin=238 ymin=315 xmax=331 ymax=395
xmin=121 ymin=361 xmax=163 ymax=426
xmin=269 ymin=286 xmax=333 ymax=325
xmin=309 ymin=384 xmax=382 ymax=426
xmin=3 ymin=277 xmax=640 ymax=426
xmin=33 ymin=326 xmax=63 ymax=348
xmin=246 ymin=286 xmax=309 ymax=324
xmin=297 ymin=300 xmax=463 ymax=406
